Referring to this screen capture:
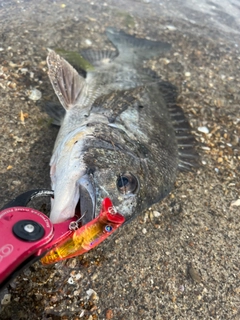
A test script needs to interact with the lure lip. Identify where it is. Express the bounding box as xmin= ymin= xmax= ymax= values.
xmin=100 ymin=197 xmax=125 ymax=224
